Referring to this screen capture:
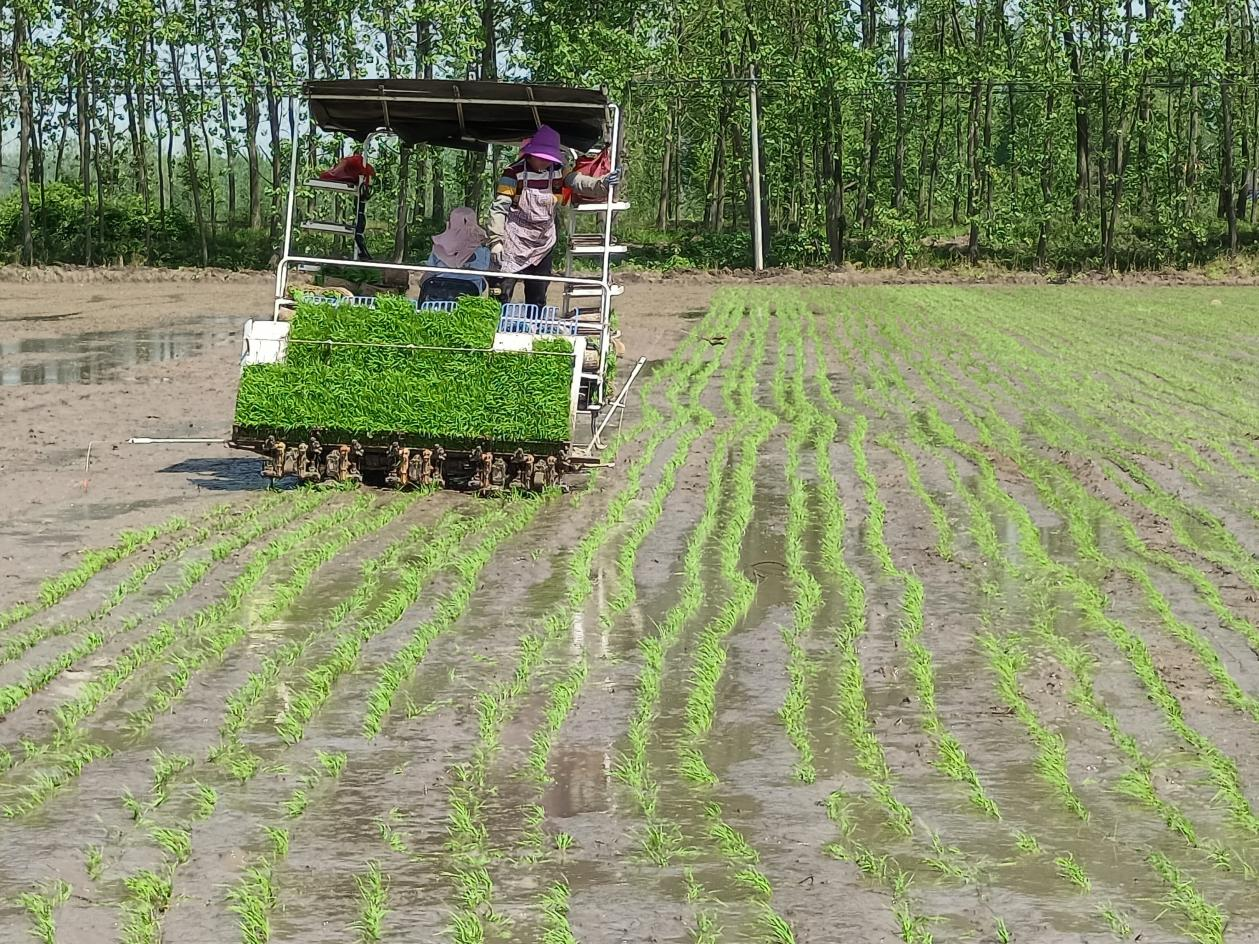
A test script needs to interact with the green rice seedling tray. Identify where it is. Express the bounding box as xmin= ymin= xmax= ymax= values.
xmin=232 ymin=295 xmax=578 ymax=448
